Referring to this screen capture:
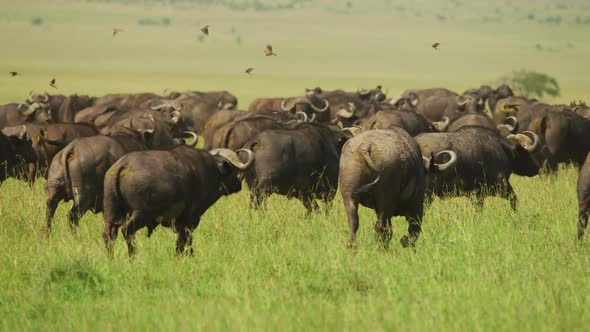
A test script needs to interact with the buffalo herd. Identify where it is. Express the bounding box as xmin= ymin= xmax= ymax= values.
xmin=1 ymin=85 xmax=589 ymax=255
